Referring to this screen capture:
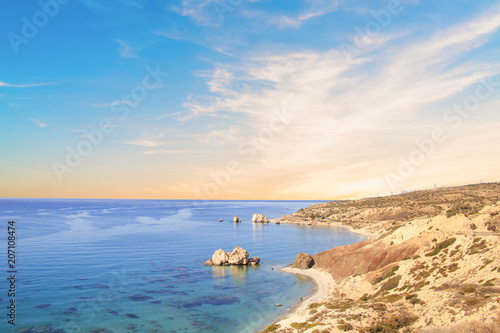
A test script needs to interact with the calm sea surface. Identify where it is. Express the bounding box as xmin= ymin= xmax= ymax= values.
xmin=0 ymin=199 xmax=364 ymax=333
